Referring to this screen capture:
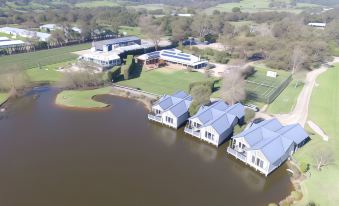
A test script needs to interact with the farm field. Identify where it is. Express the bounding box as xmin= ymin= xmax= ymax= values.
xmin=128 ymin=4 xmax=169 ymax=10
xmin=55 ymin=87 xmax=112 ymax=108
xmin=0 ymin=43 xmax=90 ymax=71
xmin=294 ymin=64 xmax=339 ymax=206
xmin=75 ymin=0 xmax=120 ymax=8
xmin=205 ymin=0 xmax=319 ymax=13
xmin=117 ymin=67 xmax=208 ymax=95
xmin=118 ymin=26 xmax=145 ymax=38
